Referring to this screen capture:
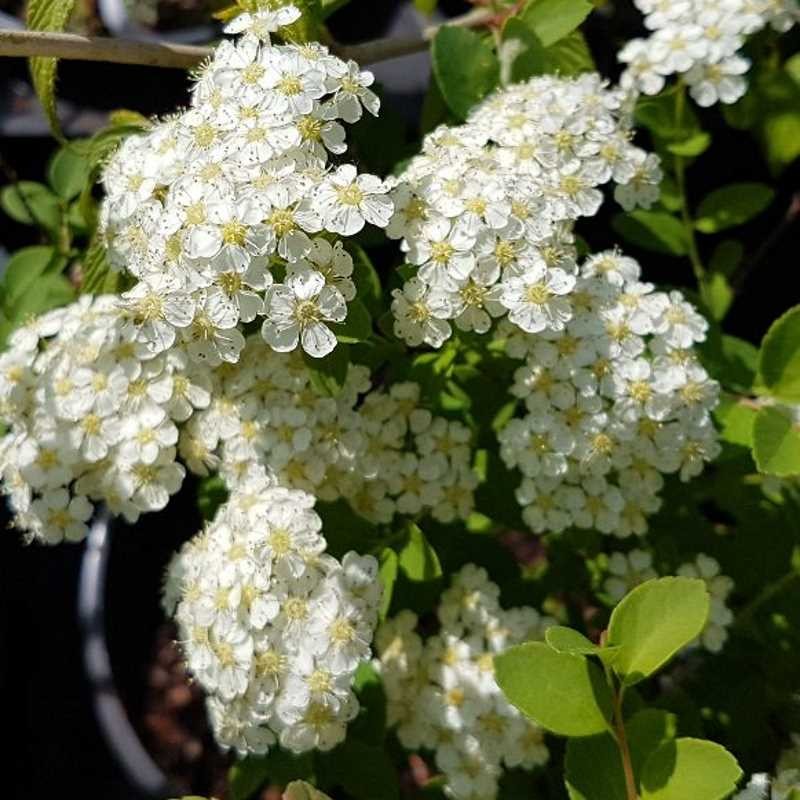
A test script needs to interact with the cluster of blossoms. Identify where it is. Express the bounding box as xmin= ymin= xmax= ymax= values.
xmin=677 ymin=553 xmax=735 ymax=653
xmin=179 ymin=336 xmax=478 ymax=525
xmin=101 ymin=4 xmax=392 ymax=363
xmin=375 ymin=565 xmax=554 ymax=800
xmin=164 ymin=474 xmax=380 ymax=755
xmin=602 ymin=550 xmax=734 ymax=653
xmin=735 ymin=735 xmax=800 ymax=799
xmin=0 ymin=296 xmax=208 ymax=544
xmin=385 ymin=73 xmax=662 ymax=349
xmin=602 ymin=548 xmax=658 ymax=601
xmin=496 ymin=249 xmax=720 ymax=537
xmin=620 ymin=0 xmax=799 ymax=106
